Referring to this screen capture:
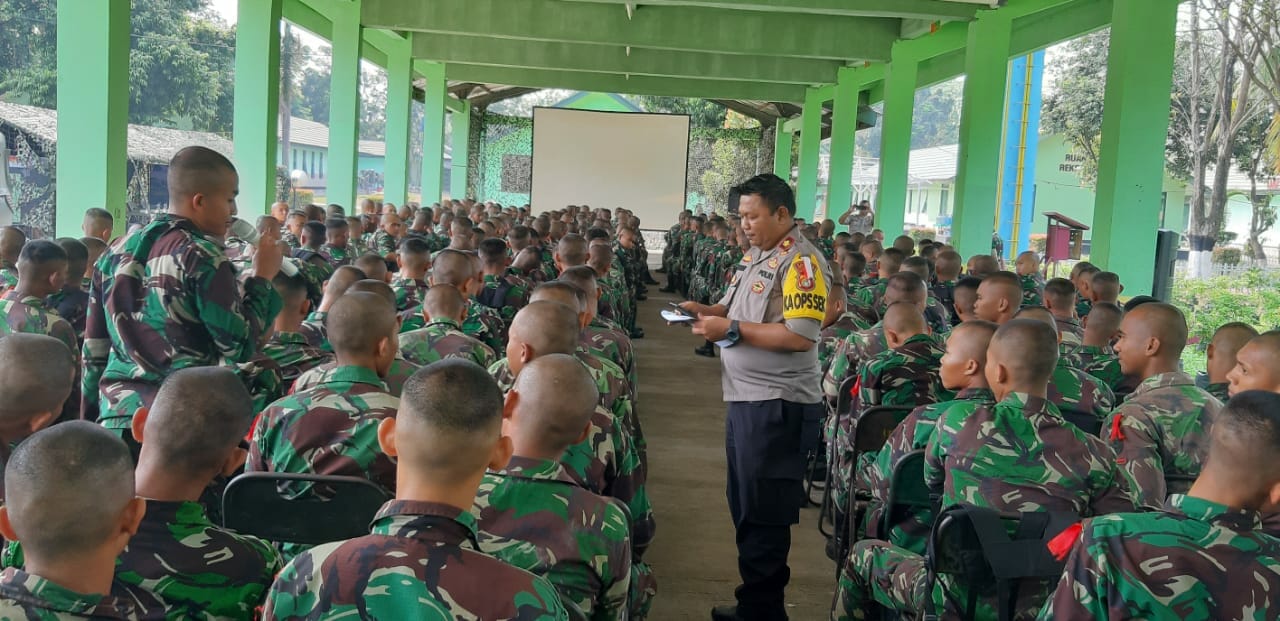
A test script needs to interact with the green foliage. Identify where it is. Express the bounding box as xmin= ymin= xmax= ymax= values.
xmin=699 ymin=138 xmax=756 ymax=215
xmin=855 ymin=79 xmax=964 ymax=157
xmin=907 ymin=227 xmax=937 ymax=241
xmin=1041 ymin=29 xmax=1109 ymax=188
xmin=1211 ymin=246 xmax=1242 ymax=265
xmin=633 ymin=96 xmax=727 ymax=129
xmin=1173 ymin=270 xmax=1280 ymax=373
xmin=1029 ymin=233 xmax=1047 ymax=254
